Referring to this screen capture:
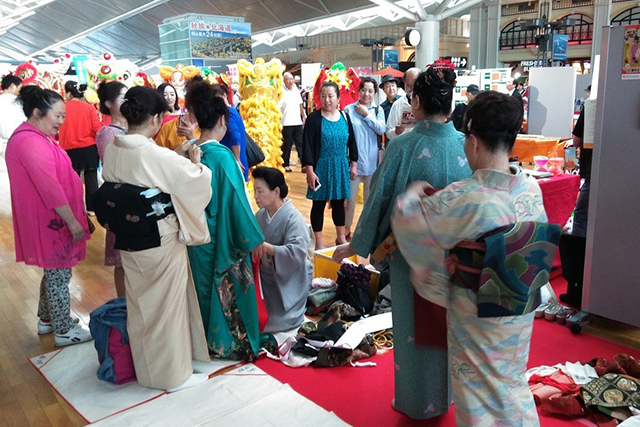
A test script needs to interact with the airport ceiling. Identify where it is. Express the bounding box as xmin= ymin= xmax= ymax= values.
xmin=0 ymin=0 xmax=470 ymax=65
